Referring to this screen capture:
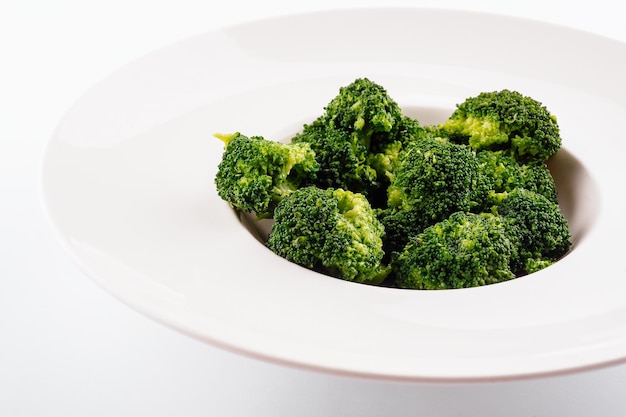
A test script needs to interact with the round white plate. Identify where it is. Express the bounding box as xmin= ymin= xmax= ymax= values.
xmin=40 ymin=8 xmax=626 ymax=382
